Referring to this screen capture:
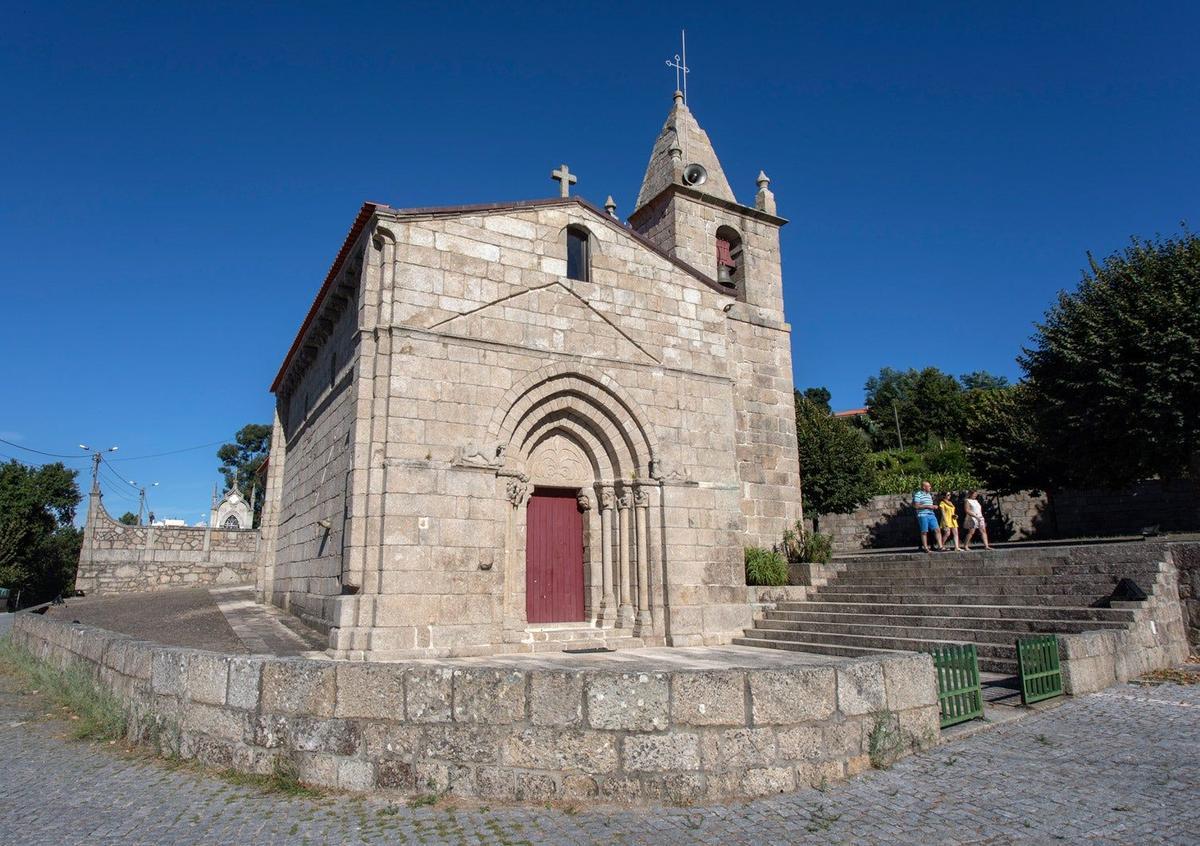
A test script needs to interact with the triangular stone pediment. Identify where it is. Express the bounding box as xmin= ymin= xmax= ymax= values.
xmin=430 ymin=283 xmax=659 ymax=364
